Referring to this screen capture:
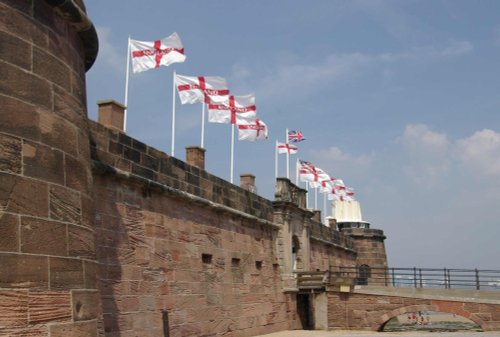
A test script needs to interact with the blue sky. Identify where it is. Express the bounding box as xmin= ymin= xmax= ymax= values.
xmin=85 ymin=1 xmax=500 ymax=269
